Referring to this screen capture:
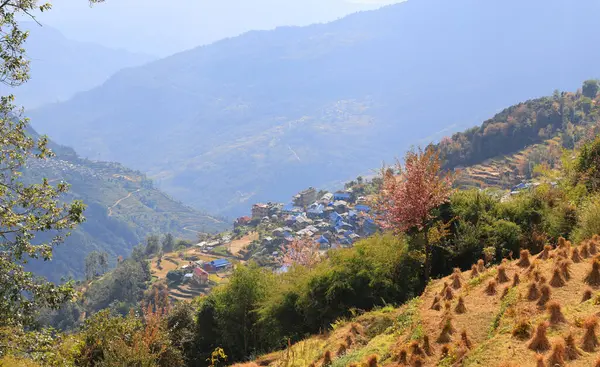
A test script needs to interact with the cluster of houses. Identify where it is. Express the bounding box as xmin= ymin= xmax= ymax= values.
xmin=179 ymin=258 xmax=232 ymax=286
xmin=235 ymin=187 xmax=378 ymax=253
